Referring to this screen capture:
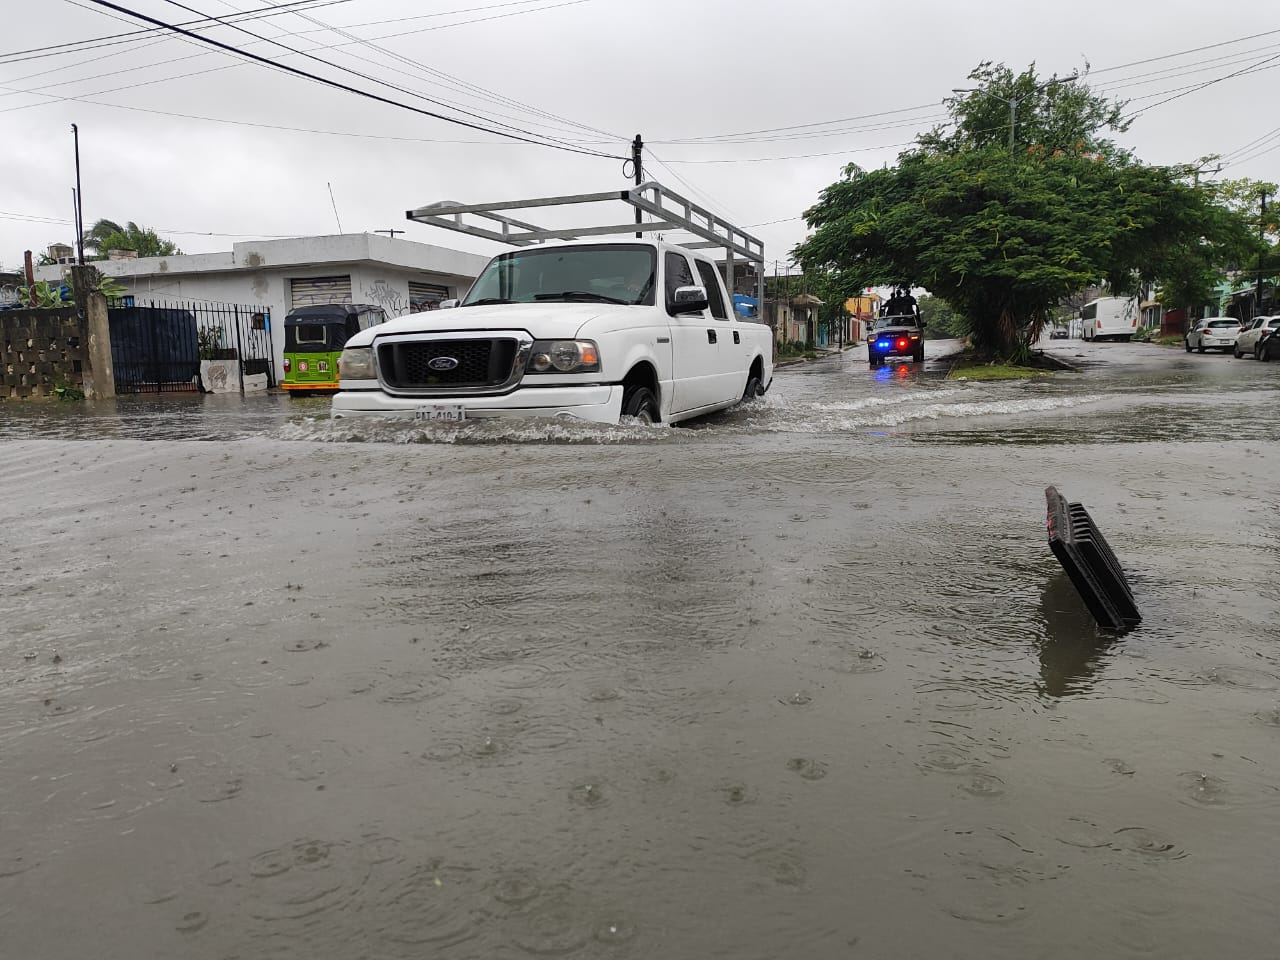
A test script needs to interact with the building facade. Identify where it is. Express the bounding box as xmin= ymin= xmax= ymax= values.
xmin=36 ymin=233 xmax=490 ymax=384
